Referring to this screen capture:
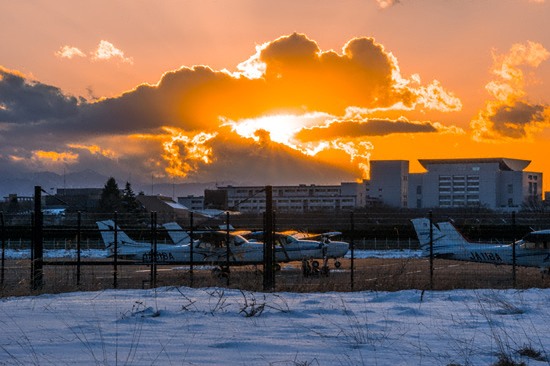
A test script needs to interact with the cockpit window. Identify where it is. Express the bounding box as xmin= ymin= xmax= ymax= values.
xmin=521 ymin=241 xmax=549 ymax=249
xmin=286 ymin=236 xmax=297 ymax=244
